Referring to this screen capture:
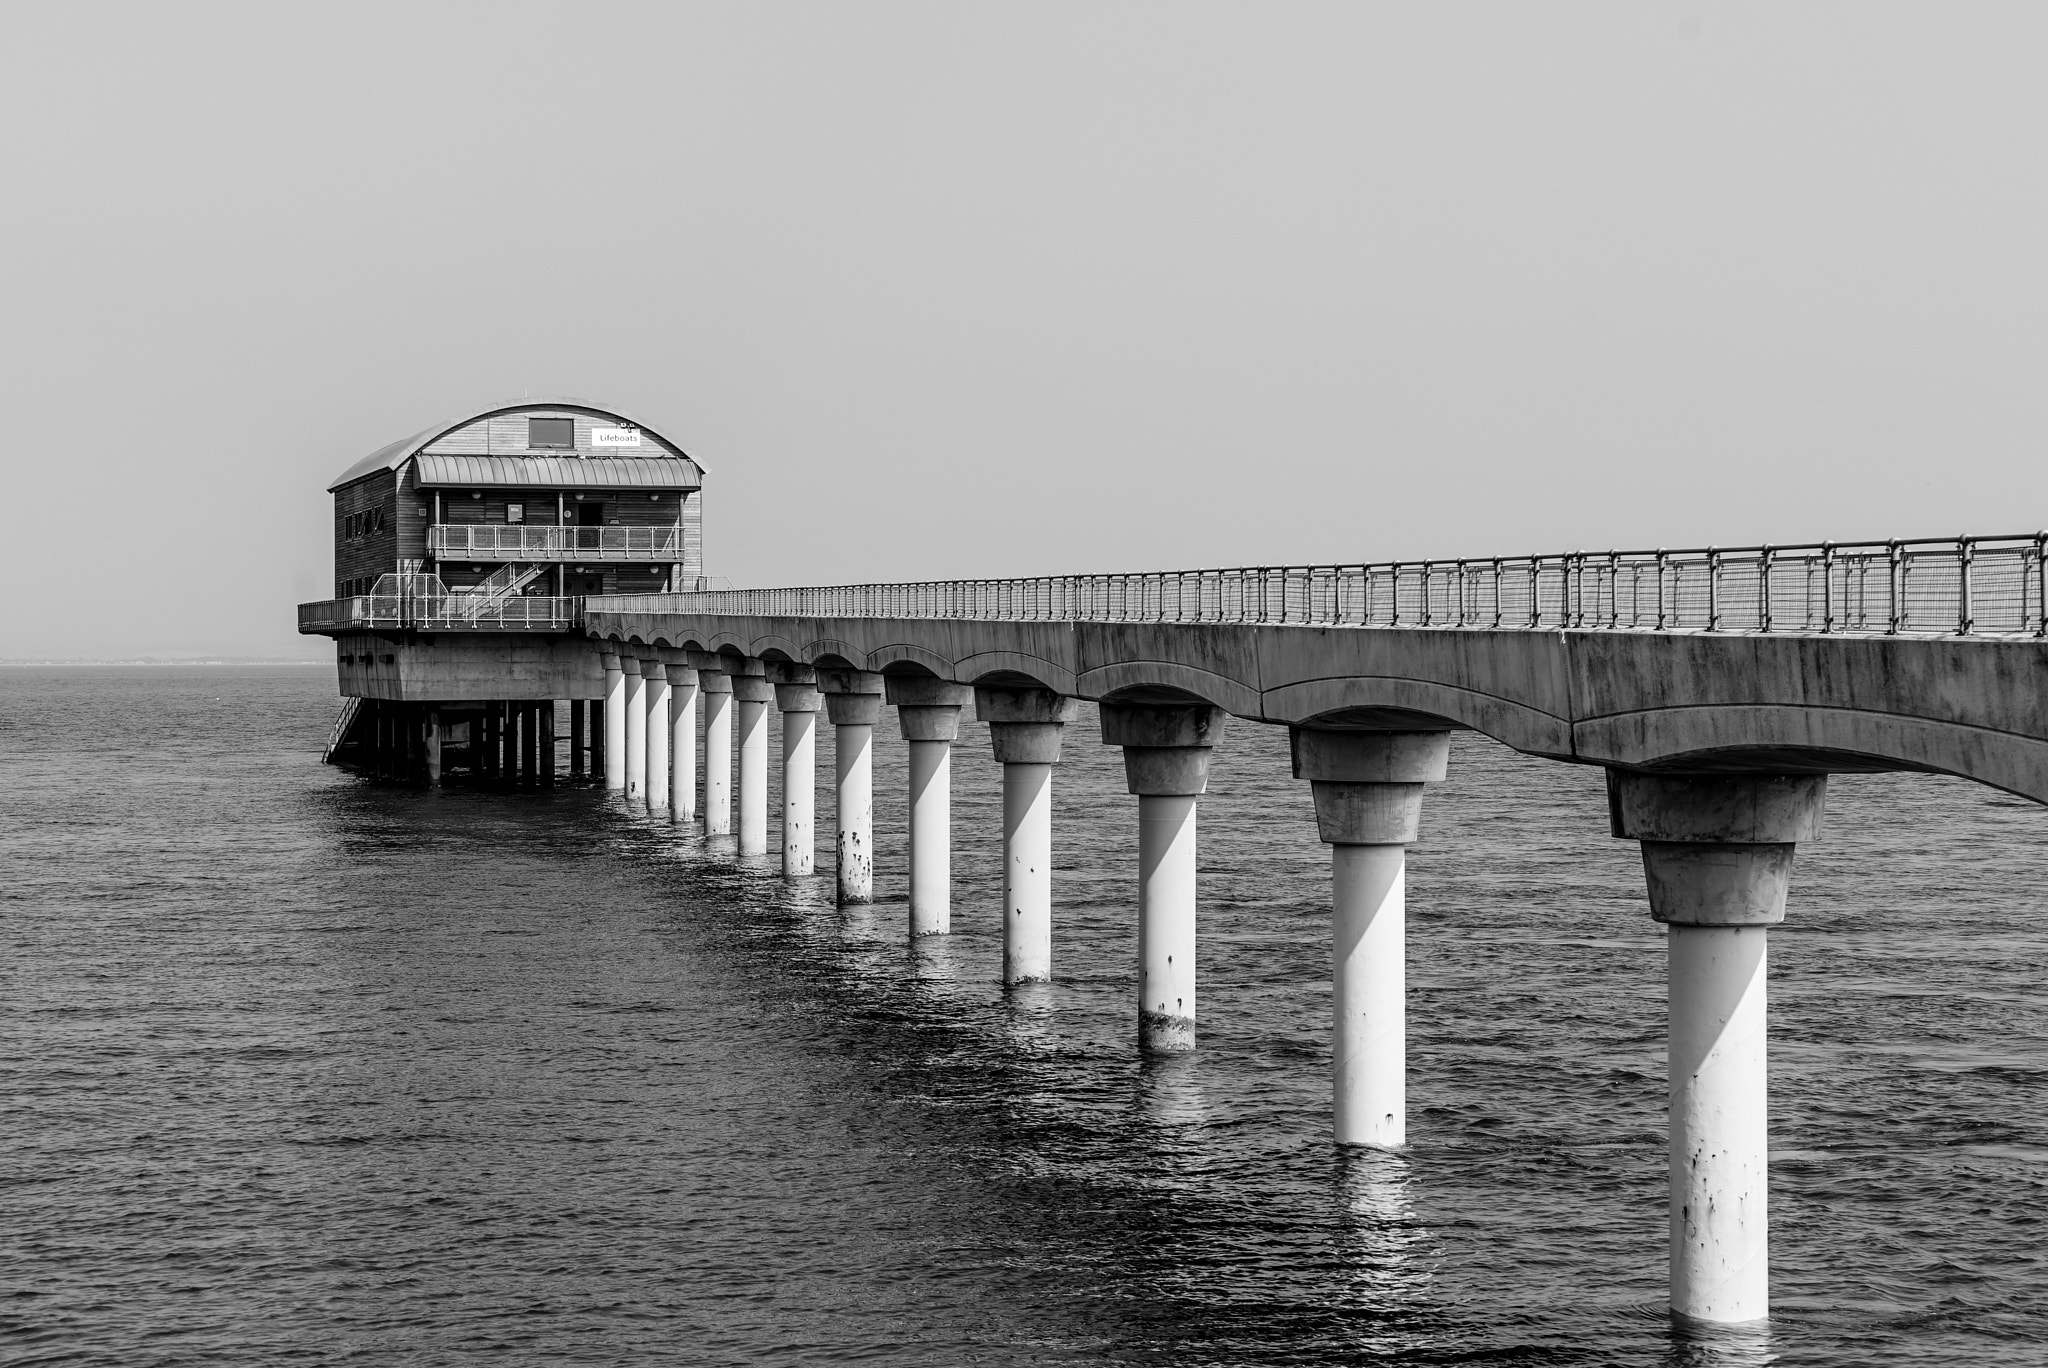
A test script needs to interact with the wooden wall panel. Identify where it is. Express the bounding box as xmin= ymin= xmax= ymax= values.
xmin=333 ymin=471 xmax=398 ymax=594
